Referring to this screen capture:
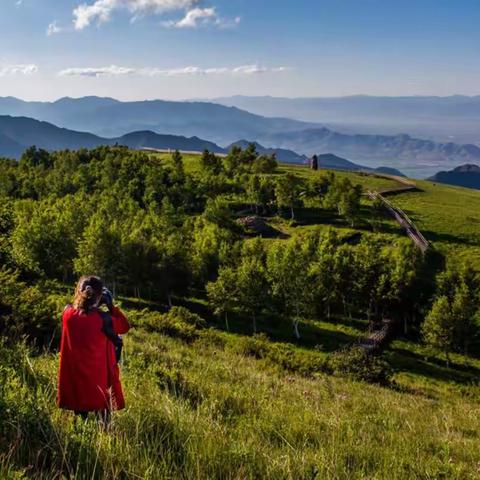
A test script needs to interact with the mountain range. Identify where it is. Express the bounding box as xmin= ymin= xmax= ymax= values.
xmin=0 ymin=115 xmax=403 ymax=176
xmin=257 ymin=128 xmax=480 ymax=178
xmin=211 ymin=95 xmax=480 ymax=145
xmin=0 ymin=96 xmax=310 ymax=145
xmin=0 ymin=116 xmax=224 ymax=159
xmin=428 ymin=164 xmax=480 ymax=190
xmin=1 ymin=96 xmax=480 ymax=178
